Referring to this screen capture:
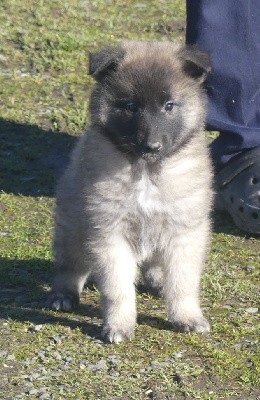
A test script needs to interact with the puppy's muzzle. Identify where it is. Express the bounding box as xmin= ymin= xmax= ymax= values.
xmin=139 ymin=141 xmax=163 ymax=161
xmin=145 ymin=141 xmax=162 ymax=153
